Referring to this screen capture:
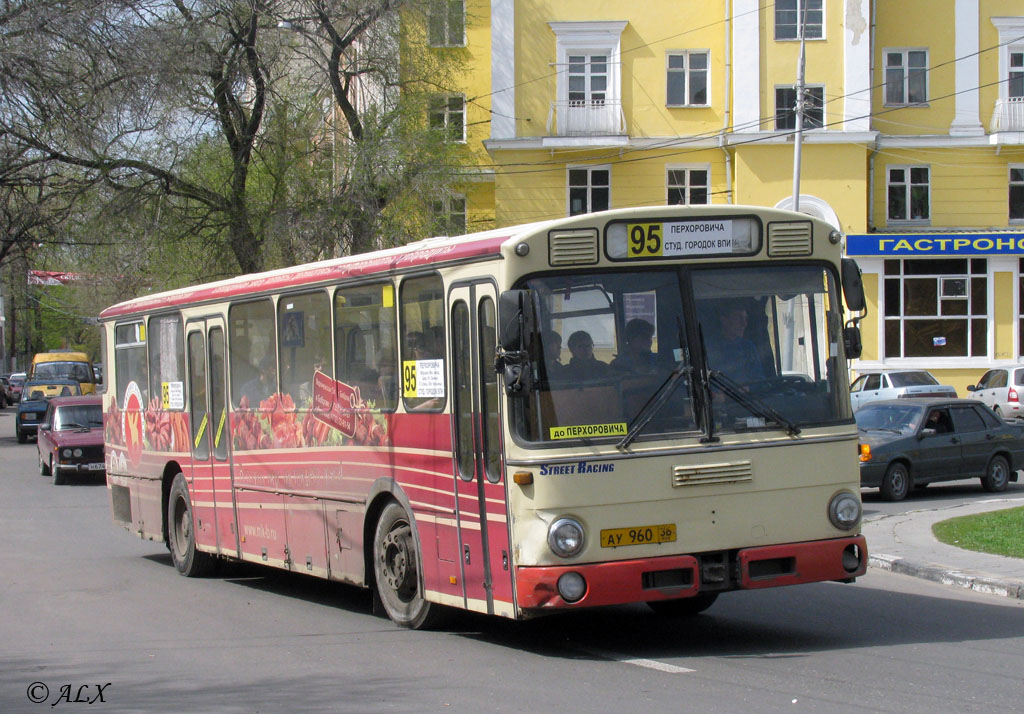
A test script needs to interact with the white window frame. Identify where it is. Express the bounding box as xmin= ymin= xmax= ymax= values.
xmin=774 ymin=84 xmax=824 ymax=130
xmin=429 ymin=94 xmax=466 ymax=143
xmin=431 ymin=193 xmax=467 ymax=236
xmin=427 ymin=0 xmax=465 ymax=48
xmin=992 ymin=18 xmax=1024 ymax=101
xmin=666 ymin=165 xmax=711 ymax=205
xmin=666 ymin=50 xmax=710 ymax=107
xmin=550 ymin=22 xmax=627 ymax=108
xmin=887 ymin=165 xmax=931 ymax=224
xmin=1011 ymin=165 xmax=1024 ymax=224
xmin=883 ymin=48 xmax=929 ymax=106
xmin=567 ymin=165 xmax=611 ymax=217
xmin=775 ymin=0 xmax=824 ymax=41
